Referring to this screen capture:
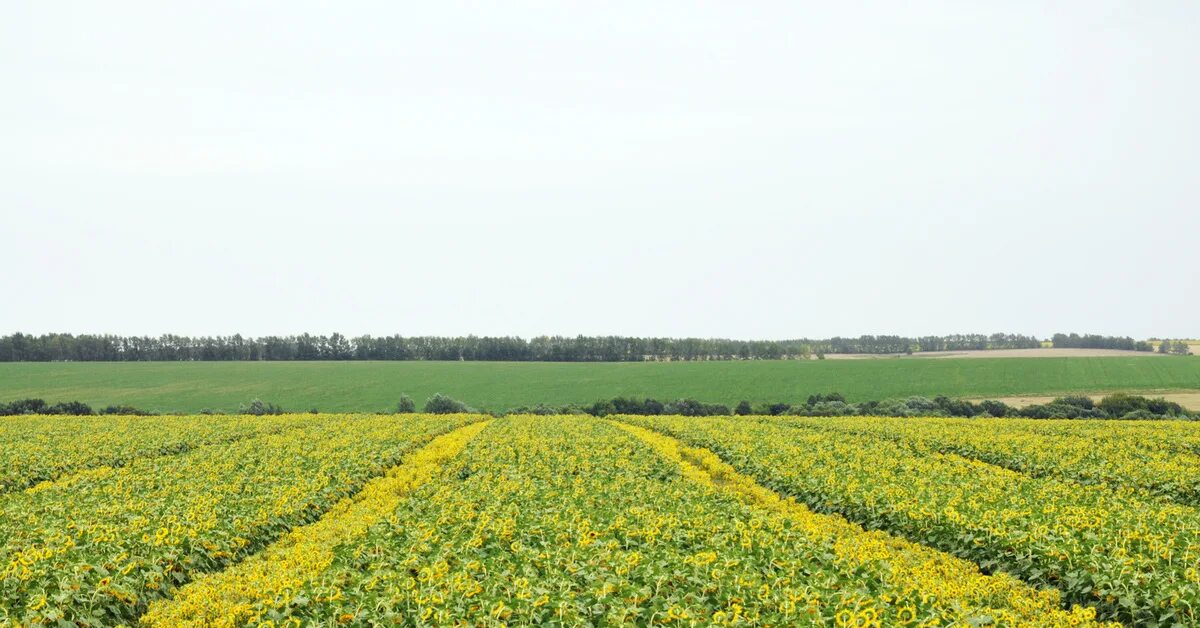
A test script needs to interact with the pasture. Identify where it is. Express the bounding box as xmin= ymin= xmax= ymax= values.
xmin=1 ymin=356 xmax=1199 ymax=413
